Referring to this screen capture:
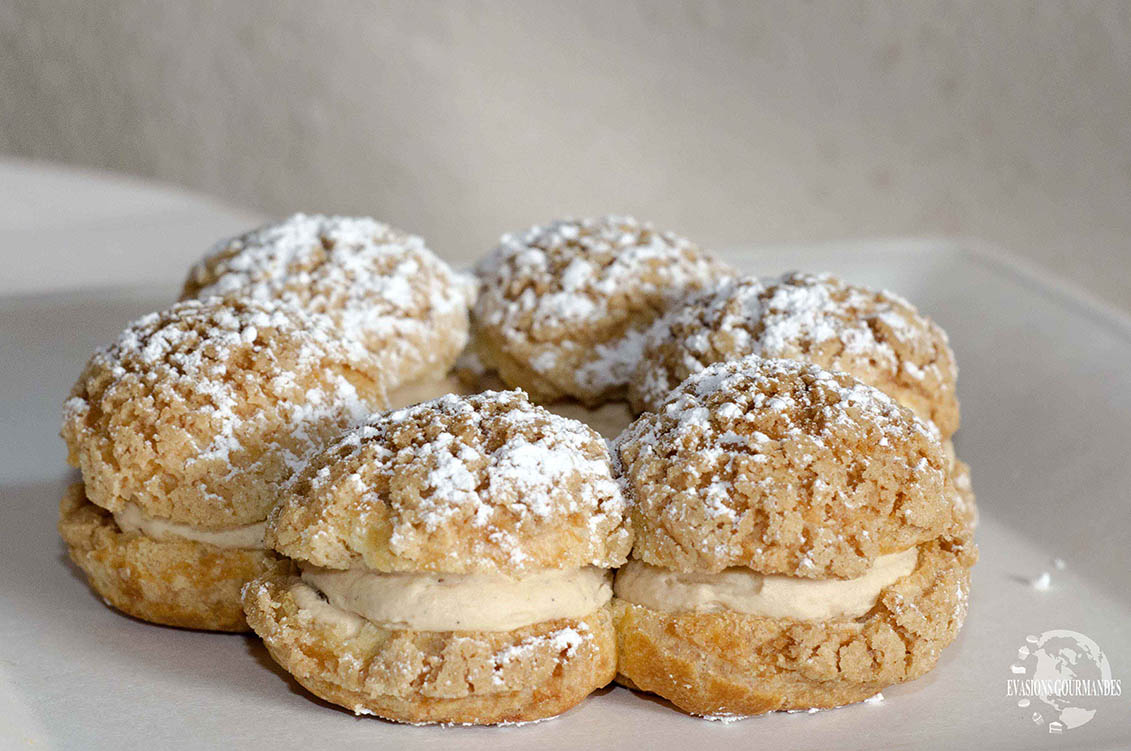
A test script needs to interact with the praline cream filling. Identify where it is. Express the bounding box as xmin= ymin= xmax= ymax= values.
xmin=614 ymin=548 xmax=918 ymax=621
xmin=111 ymin=502 xmax=265 ymax=549
xmin=296 ymin=565 xmax=613 ymax=632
